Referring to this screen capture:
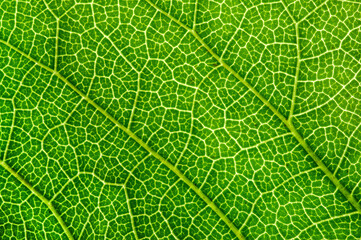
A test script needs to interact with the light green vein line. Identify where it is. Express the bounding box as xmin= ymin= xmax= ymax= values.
xmin=338 ymin=0 xmax=361 ymax=4
xmin=297 ymin=0 xmax=329 ymax=24
xmin=289 ymin=0 xmax=330 ymax=119
xmin=55 ymin=73 xmax=245 ymax=240
xmin=127 ymin=71 xmax=141 ymax=129
xmin=288 ymin=0 xmax=329 ymax=121
xmin=280 ymin=0 xmax=300 ymax=120
xmin=54 ymin=19 xmax=60 ymax=72
xmin=286 ymin=121 xmax=361 ymax=213
xmin=42 ymin=0 xmax=60 ymax=72
xmin=240 ymin=166 xmax=321 ymax=231
xmin=193 ymin=18 xmax=361 ymax=215
xmin=143 ymin=0 xmax=361 ymax=215
xmin=0 ymin=161 xmax=74 ymax=240
xmin=42 ymin=0 xmax=58 ymax=20
xmin=2 ymin=102 xmax=16 ymax=164
xmin=0 ymin=40 xmax=55 ymax=72
xmin=124 ymin=175 xmax=139 ymax=240
xmin=288 ymin=22 xmax=300 ymax=122
xmin=280 ymin=0 xmax=296 ymax=24
xmin=0 ymin=85 xmax=73 ymax=240
xmin=294 ymin=211 xmax=360 ymax=238
xmin=193 ymin=0 xmax=199 ymax=30
xmin=0 ymin=39 xmax=246 ymax=240
xmin=145 ymin=0 xmax=193 ymax=31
